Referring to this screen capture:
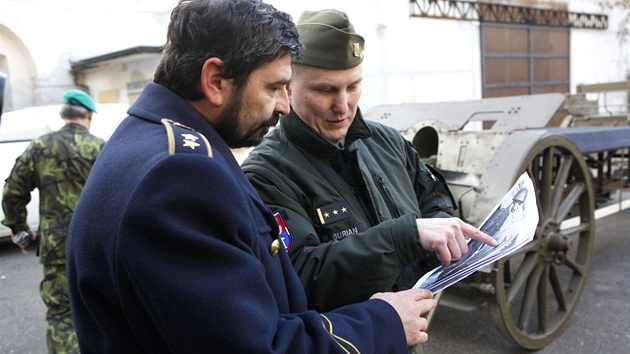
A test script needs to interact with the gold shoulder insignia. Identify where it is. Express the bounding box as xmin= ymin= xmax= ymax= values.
xmin=161 ymin=118 xmax=213 ymax=157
